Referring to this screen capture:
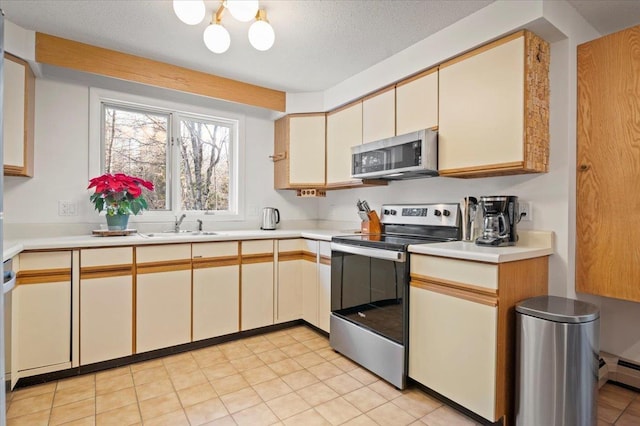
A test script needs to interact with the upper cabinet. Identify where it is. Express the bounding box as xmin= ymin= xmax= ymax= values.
xmin=396 ymin=68 xmax=438 ymax=135
xmin=326 ymin=101 xmax=363 ymax=187
xmin=273 ymin=113 xmax=326 ymax=189
xmin=438 ymin=31 xmax=549 ymax=177
xmin=362 ymin=87 xmax=395 ymax=143
xmin=4 ymin=53 xmax=35 ymax=177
